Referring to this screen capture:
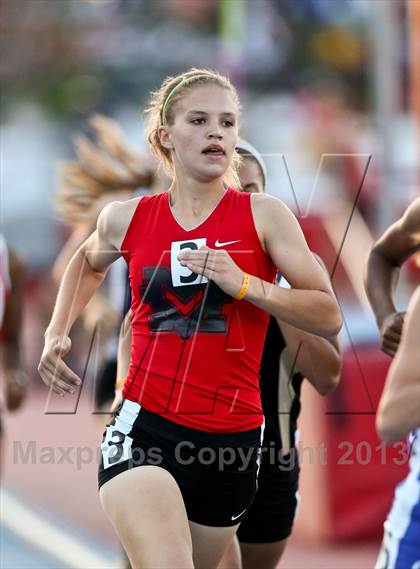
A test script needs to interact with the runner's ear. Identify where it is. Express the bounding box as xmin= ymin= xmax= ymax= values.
xmin=157 ymin=126 xmax=173 ymax=150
